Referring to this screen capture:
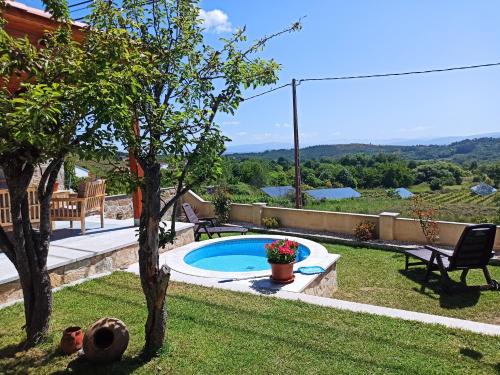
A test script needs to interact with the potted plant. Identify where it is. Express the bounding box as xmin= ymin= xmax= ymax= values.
xmin=265 ymin=239 xmax=299 ymax=284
